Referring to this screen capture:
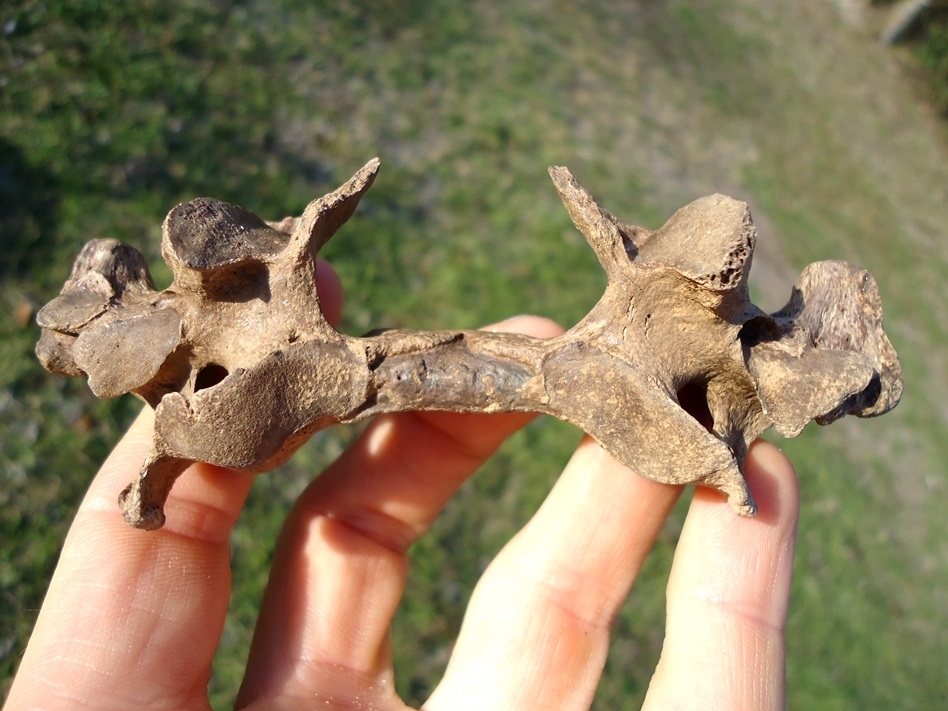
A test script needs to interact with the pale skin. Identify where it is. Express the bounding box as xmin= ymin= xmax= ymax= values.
xmin=7 ymin=260 xmax=799 ymax=710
